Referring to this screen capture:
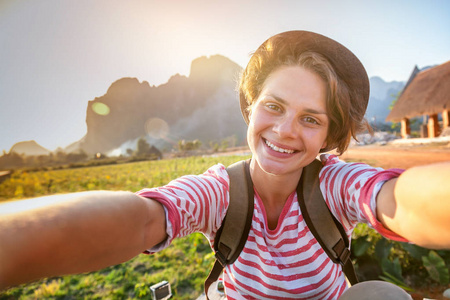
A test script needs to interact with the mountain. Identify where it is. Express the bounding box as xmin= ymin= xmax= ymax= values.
xmin=9 ymin=140 xmax=52 ymax=156
xmin=365 ymin=76 xmax=405 ymax=123
xmin=66 ymin=56 xmax=405 ymax=155
xmin=68 ymin=55 xmax=246 ymax=155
